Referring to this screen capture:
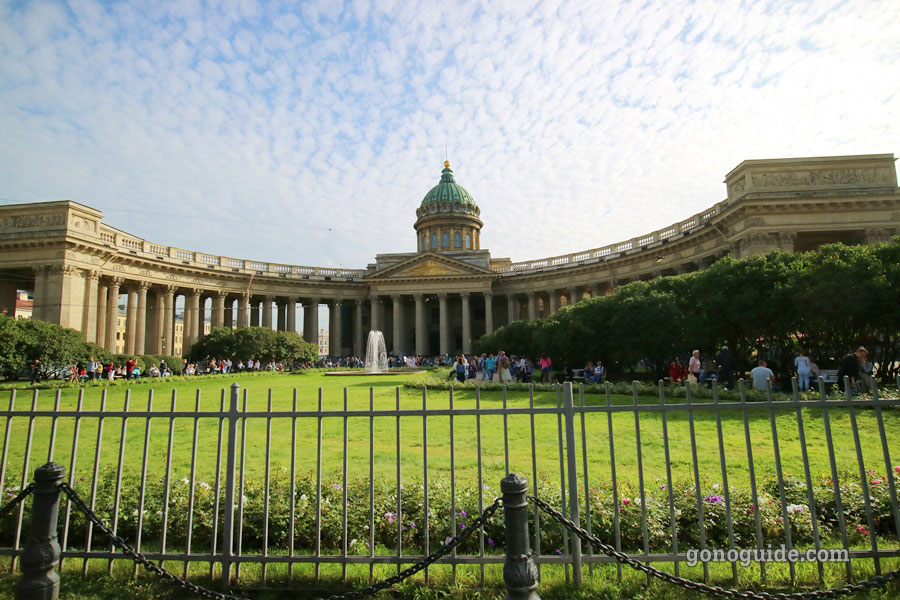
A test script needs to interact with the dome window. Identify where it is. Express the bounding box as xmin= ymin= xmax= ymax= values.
xmin=454 ymin=232 xmax=462 ymax=248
